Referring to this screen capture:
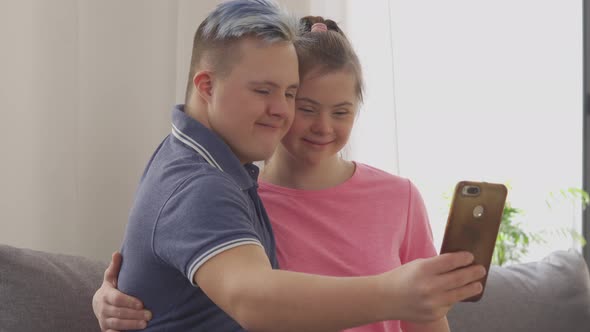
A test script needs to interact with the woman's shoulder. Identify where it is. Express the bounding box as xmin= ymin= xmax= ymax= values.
xmin=354 ymin=162 xmax=425 ymax=205
xmin=354 ymin=162 xmax=409 ymax=185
